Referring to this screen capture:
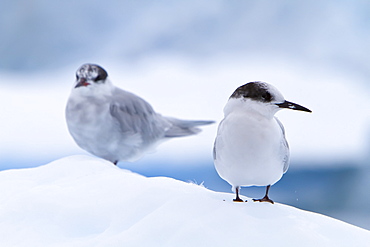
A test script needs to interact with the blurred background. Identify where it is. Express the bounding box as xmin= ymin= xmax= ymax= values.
xmin=1 ymin=0 xmax=370 ymax=229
